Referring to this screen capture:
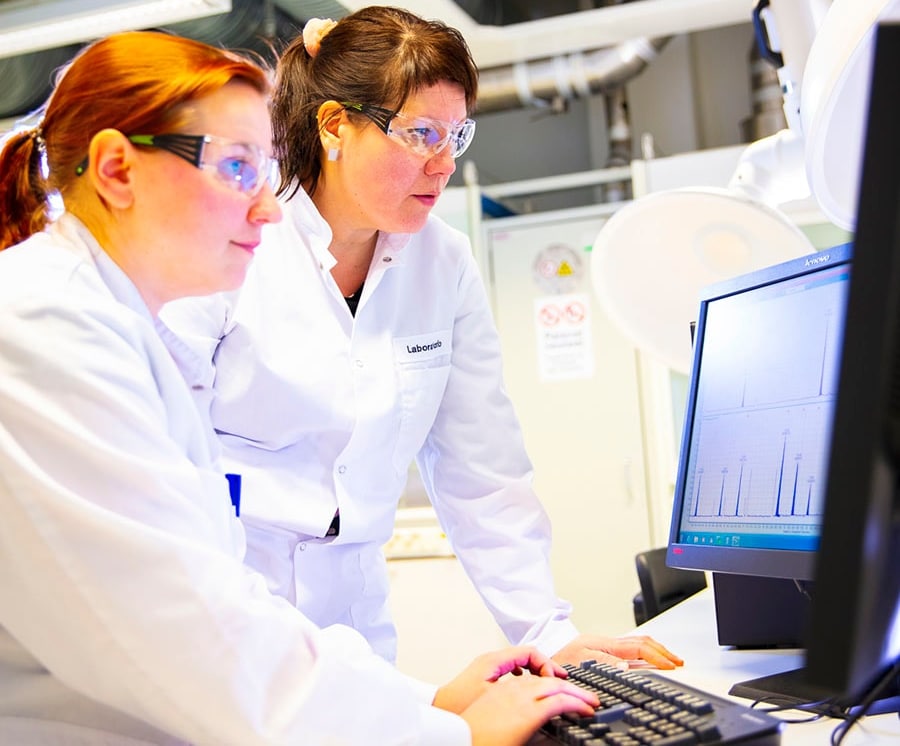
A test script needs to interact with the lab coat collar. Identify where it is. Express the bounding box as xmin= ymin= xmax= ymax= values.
xmin=282 ymin=185 xmax=336 ymax=271
xmin=282 ymin=185 xmax=412 ymax=272
xmin=154 ymin=320 xmax=215 ymax=390
xmin=53 ymin=213 xmax=155 ymax=325
xmin=53 ymin=213 xmax=211 ymax=390
xmin=373 ymin=228 xmax=411 ymax=267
